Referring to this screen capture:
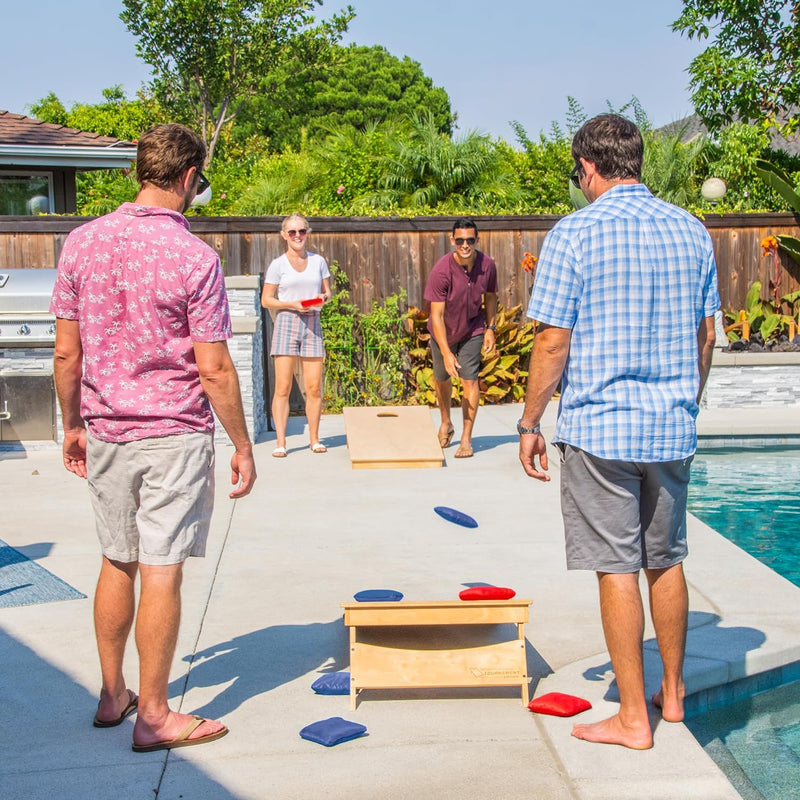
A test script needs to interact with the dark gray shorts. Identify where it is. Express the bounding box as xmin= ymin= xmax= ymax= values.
xmin=430 ymin=334 xmax=483 ymax=381
xmin=559 ymin=444 xmax=692 ymax=573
